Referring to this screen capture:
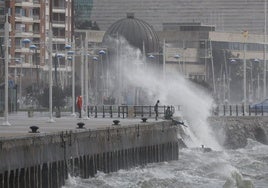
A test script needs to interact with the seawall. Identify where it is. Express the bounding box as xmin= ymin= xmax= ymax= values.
xmin=0 ymin=121 xmax=178 ymax=188
xmin=209 ymin=116 xmax=268 ymax=149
